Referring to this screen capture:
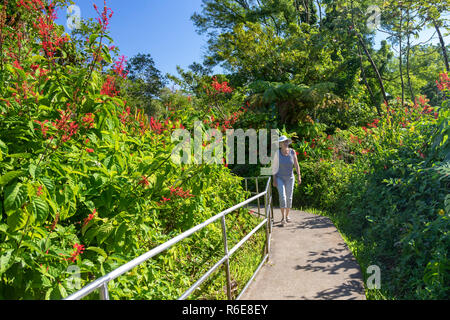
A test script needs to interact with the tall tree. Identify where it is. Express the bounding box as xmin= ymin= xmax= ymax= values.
xmin=125 ymin=53 xmax=166 ymax=115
